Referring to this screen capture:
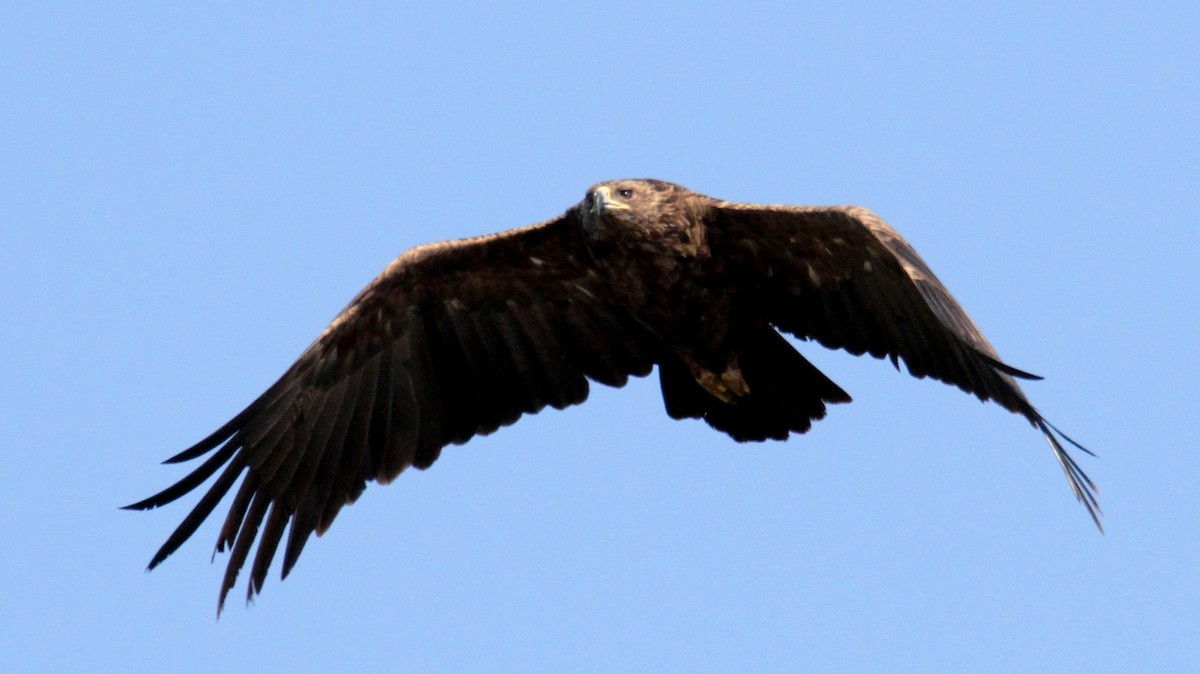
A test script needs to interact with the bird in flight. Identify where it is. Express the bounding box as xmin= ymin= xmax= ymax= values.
xmin=127 ymin=179 xmax=1099 ymax=612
